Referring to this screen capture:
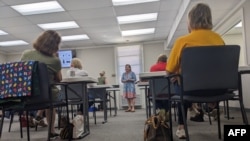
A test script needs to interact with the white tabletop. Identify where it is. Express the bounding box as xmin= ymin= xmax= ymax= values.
xmin=61 ymin=76 xmax=97 ymax=83
xmin=239 ymin=66 xmax=250 ymax=71
xmin=88 ymin=84 xmax=112 ymax=88
xmin=139 ymin=71 xmax=166 ymax=80
xmin=137 ymin=81 xmax=149 ymax=86
xmin=106 ymin=88 xmax=120 ymax=91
